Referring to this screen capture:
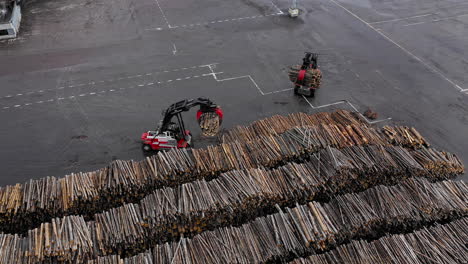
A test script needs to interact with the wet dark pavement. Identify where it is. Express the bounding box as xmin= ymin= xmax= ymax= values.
xmin=0 ymin=0 xmax=467 ymax=185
